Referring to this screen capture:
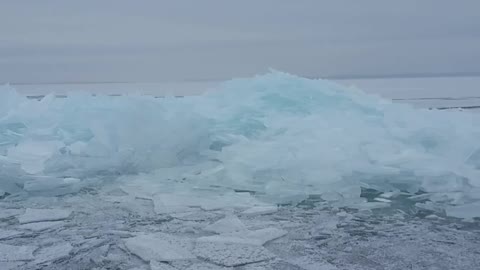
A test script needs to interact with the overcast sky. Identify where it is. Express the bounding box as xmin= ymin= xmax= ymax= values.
xmin=1 ymin=0 xmax=480 ymax=83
